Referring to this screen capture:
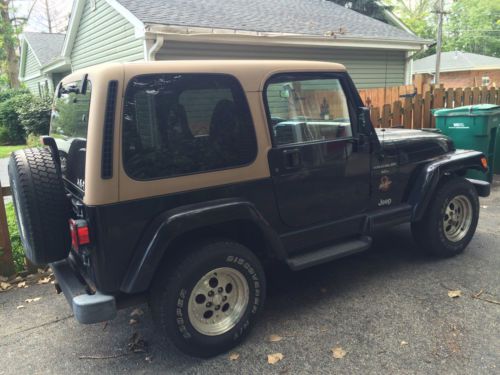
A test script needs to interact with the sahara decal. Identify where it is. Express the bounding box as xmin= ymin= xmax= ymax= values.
xmin=379 ymin=176 xmax=392 ymax=192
